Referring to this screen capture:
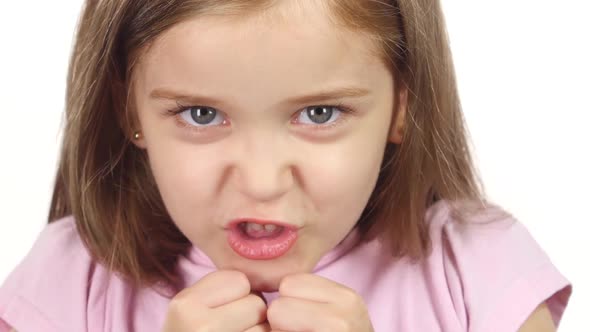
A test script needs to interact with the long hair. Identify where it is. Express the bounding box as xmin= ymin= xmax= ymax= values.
xmin=49 ymin=0 xmax=486 ymax=289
